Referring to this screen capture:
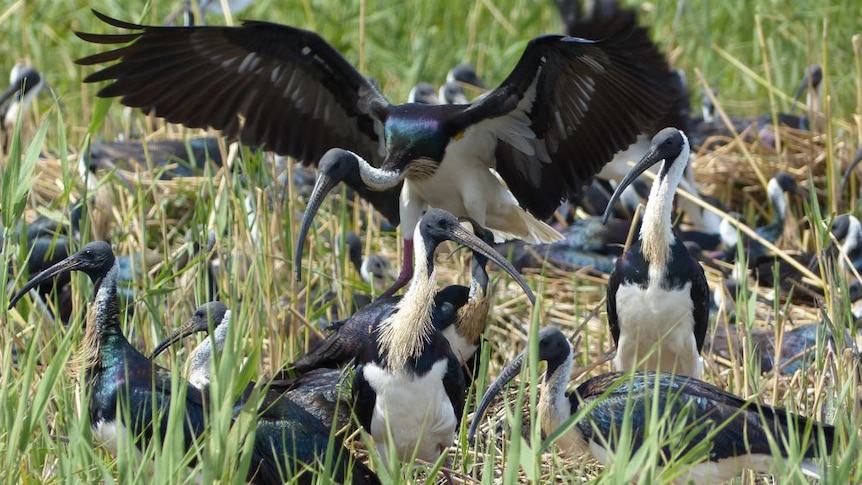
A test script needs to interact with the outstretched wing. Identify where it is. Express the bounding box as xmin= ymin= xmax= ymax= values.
xmin=76 ymin=10 xmax=390 ymax=165
xmin=453 ymin=19 xmax=674 ymax=218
